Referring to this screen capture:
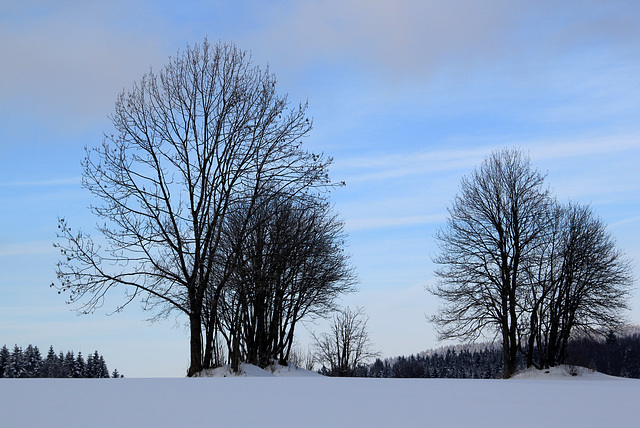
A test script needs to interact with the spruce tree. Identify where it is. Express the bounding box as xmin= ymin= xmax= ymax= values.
xmin=62 ymin=351 xmax=75 ymax=378
xmin=74 ymin=352 xmax=86 ymax=378
xmin=86 ymin=352 xmax=96 ymax=378
xmin=43 ymin=346 xmax=60 ymax=378
xmin=24 ymin=345 xmax=42 ymax=378
xmin=97 ymin=354 xmax=109 ymax=378
xmin=0 ymin=345 xmax=9 ymax=378
xmin=7 ymin=345 xmax=26 ymax=378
